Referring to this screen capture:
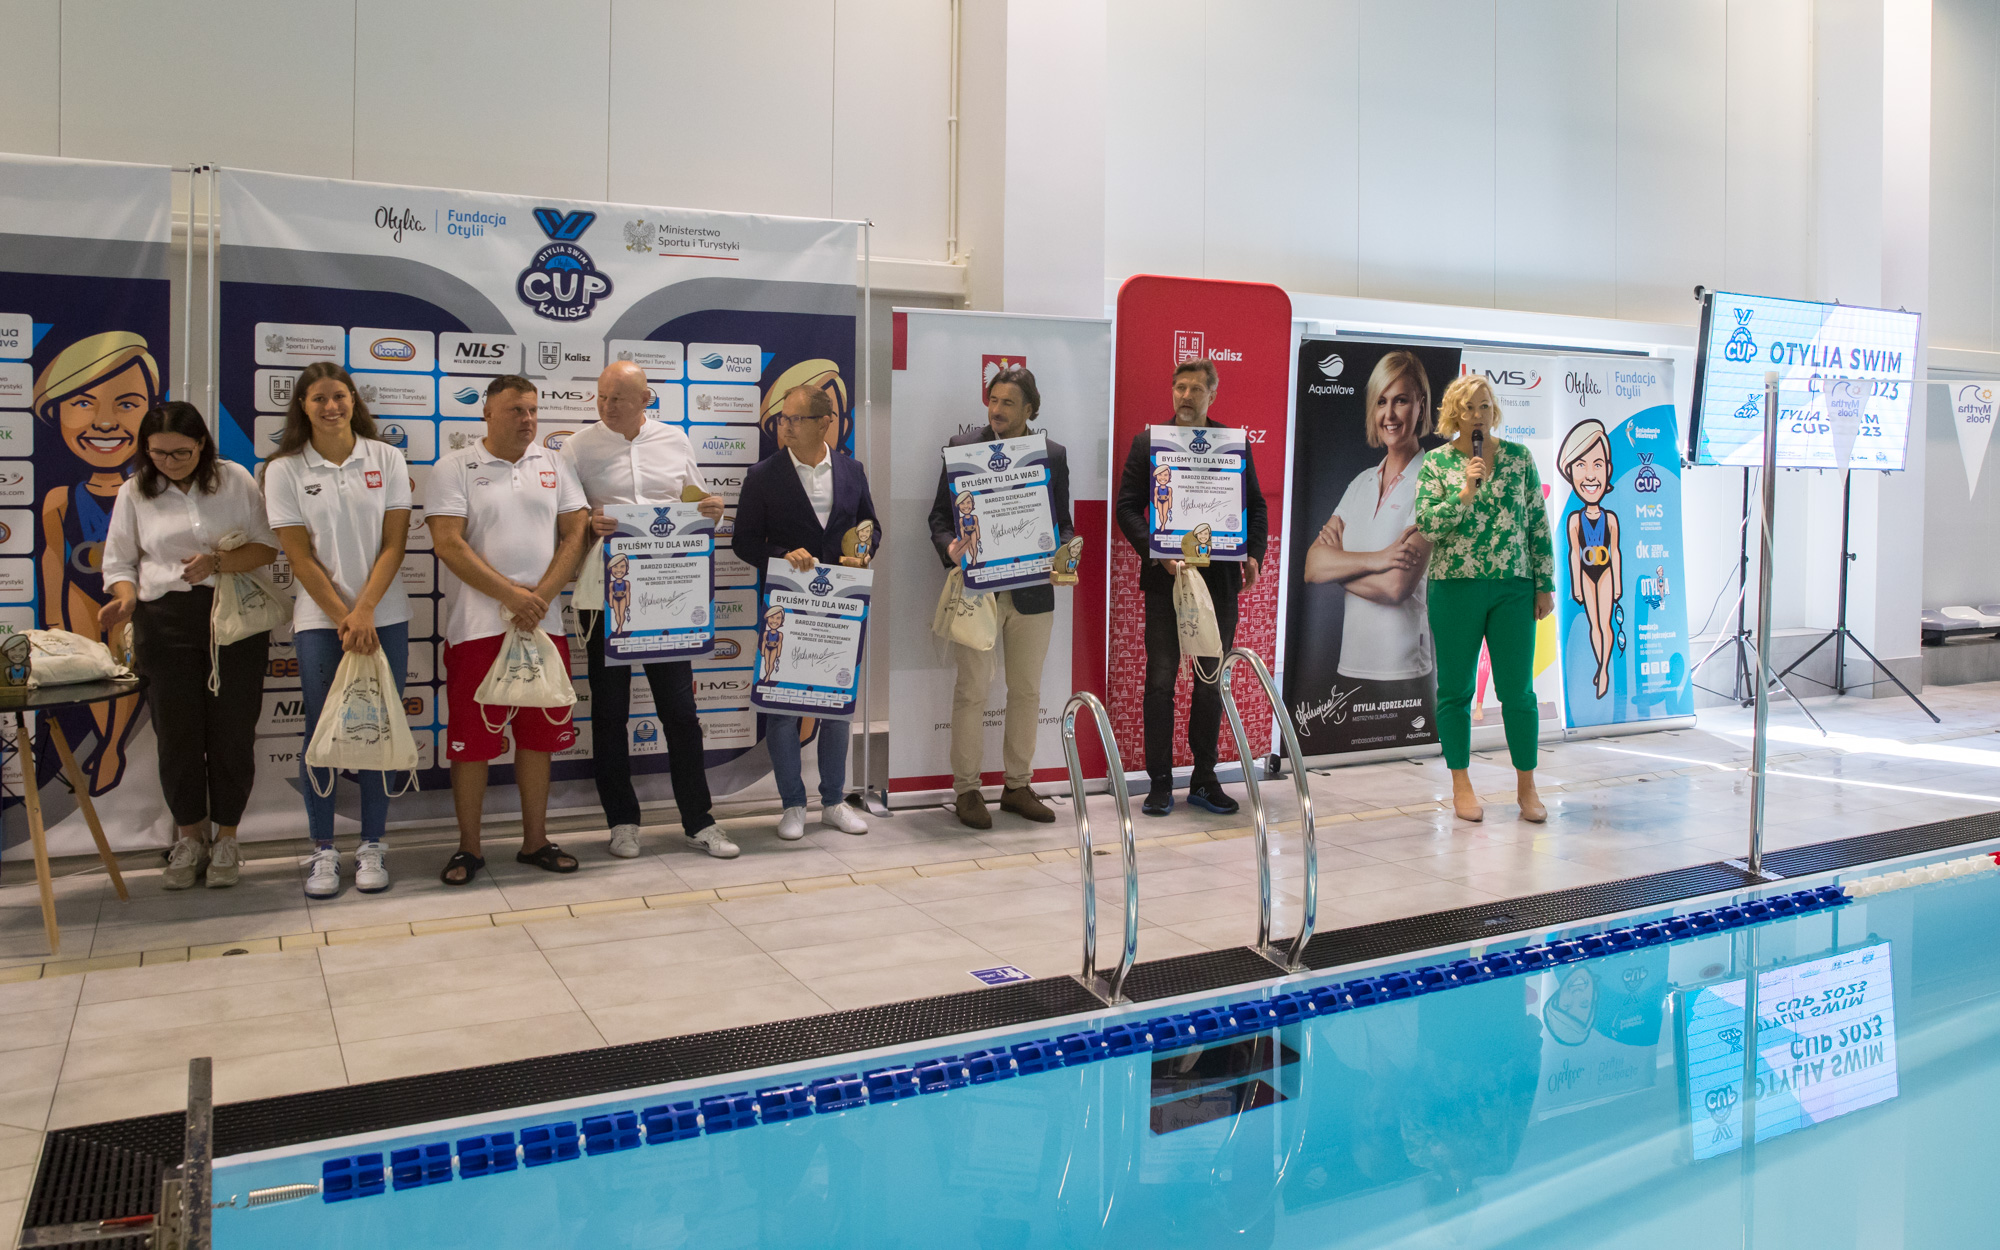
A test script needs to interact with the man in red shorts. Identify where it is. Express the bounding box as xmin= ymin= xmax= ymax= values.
xmin=425 ymin=375 xmax=591 ymax=885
